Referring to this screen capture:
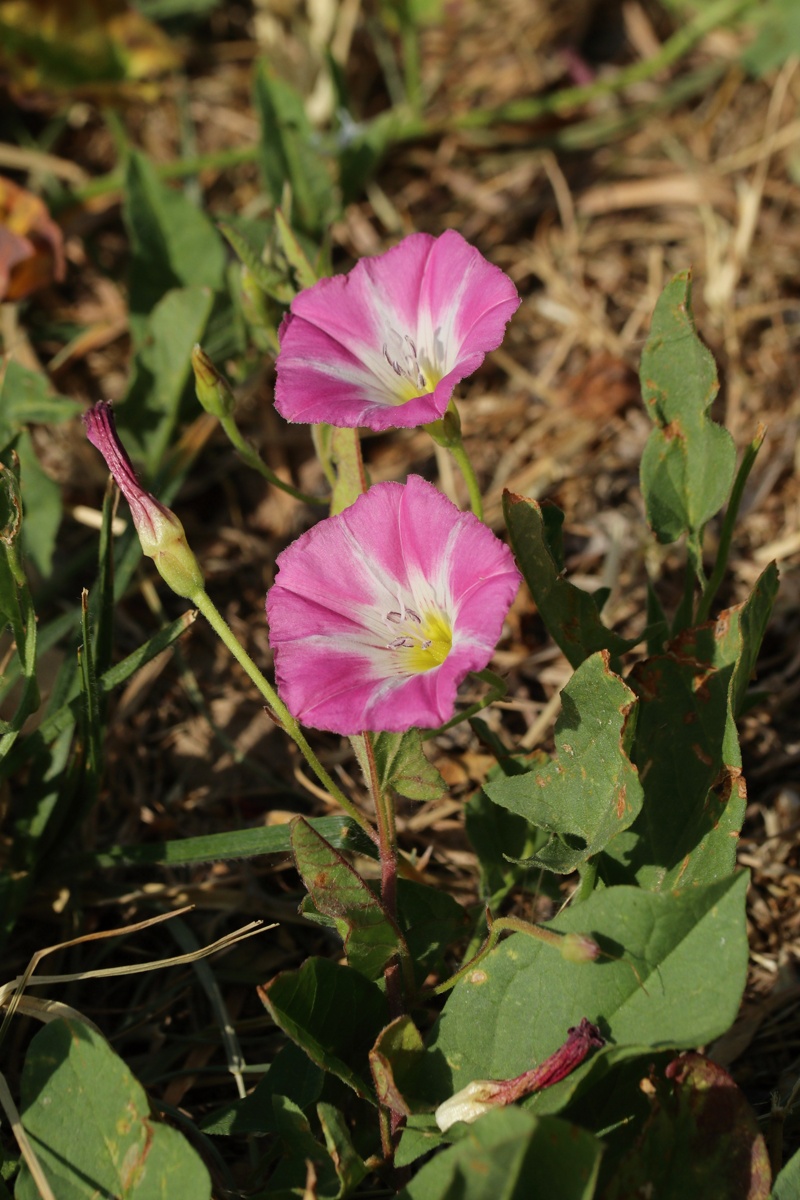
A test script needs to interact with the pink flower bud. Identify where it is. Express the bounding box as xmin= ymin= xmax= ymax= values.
xmin=83 ymin=402 xmax=204 ymax=601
